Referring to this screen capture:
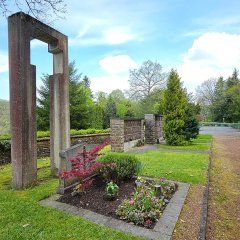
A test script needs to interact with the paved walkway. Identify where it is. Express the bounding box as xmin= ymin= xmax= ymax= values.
xmin=128 ymin=144 xmax=209 ymax=154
